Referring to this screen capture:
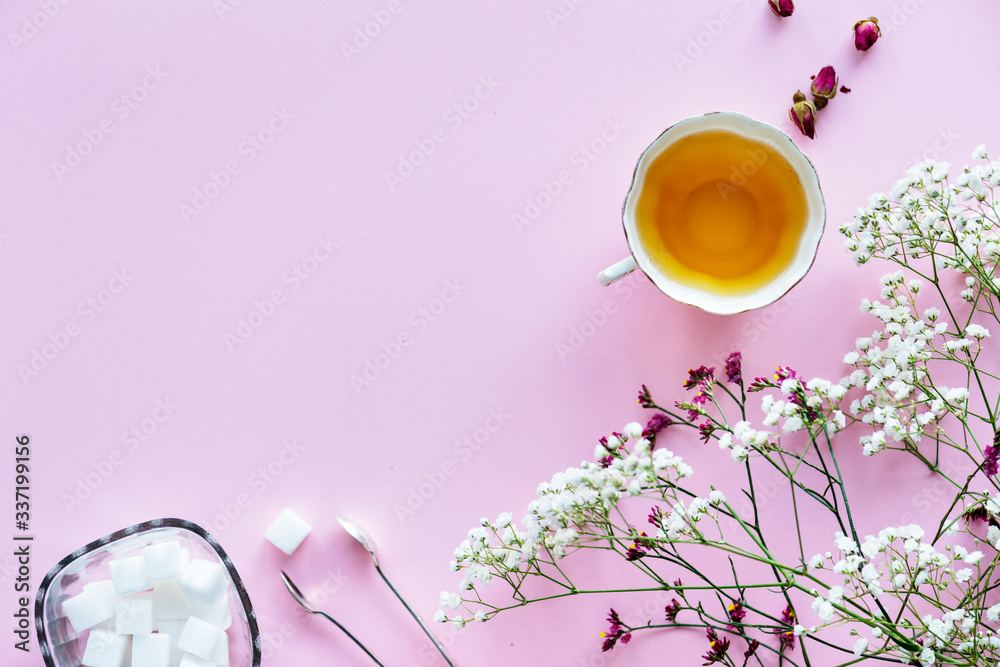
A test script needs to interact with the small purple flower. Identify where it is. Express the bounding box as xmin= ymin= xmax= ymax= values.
xmin=684 ymin=366 xmax=715 ymax=389
xmin=675 ymin=400 xmax=700 ymax=422
xmin=600 ymin=609 xmax=632 ymax=651
xmin=768 ymin=0 xmax=793 ymax=17
xmin=727 ymin=601 xmax=747 ymax=631
xmin=698 ymin=420 xmax=715 ymax=443
xmin=643 ymin=413 xmax=671 ymax=439
xmin=702 ymin=628 xmax=731 ymax=665
xmin=985 ymin=444 xmax=1000 ymax=477
xmin=854 ymin=17 xmax=881 ymax=51
xmin=724 ymin=352 xmax=743 ymax=384
xmin=789 ymin=91 xmax=817 ymax=140
xmin=665 ymin=598 xmax=682 ymax=622
xmin=637 ymin=384 xmax=655 ymax=408
xmin=774 ymin=605 xmax=796 ymax=653
xmin=964 ymin=506 xmax=1000 ymax=528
